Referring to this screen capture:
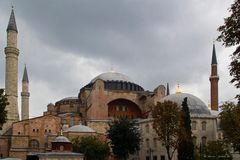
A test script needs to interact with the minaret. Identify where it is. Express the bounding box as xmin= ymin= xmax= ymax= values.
xmin=209 ymin=43 xmax=219 ymax=111
xmin=3 ymin=8 xmax=19 ymax=132
xmin=21 ymin=65 xmax=30 ymax=120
